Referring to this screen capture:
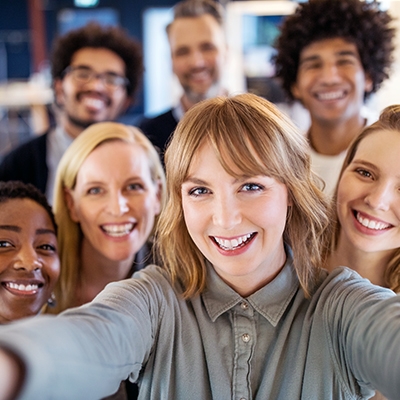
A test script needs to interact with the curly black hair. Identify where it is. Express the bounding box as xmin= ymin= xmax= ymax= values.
xmin=51 ymin=22 xmax=143 ymax=100
xmin=274 ymin=0 xmax=396 ymax=100
xmin=0 ymin=181 xmax=57 ymax=234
